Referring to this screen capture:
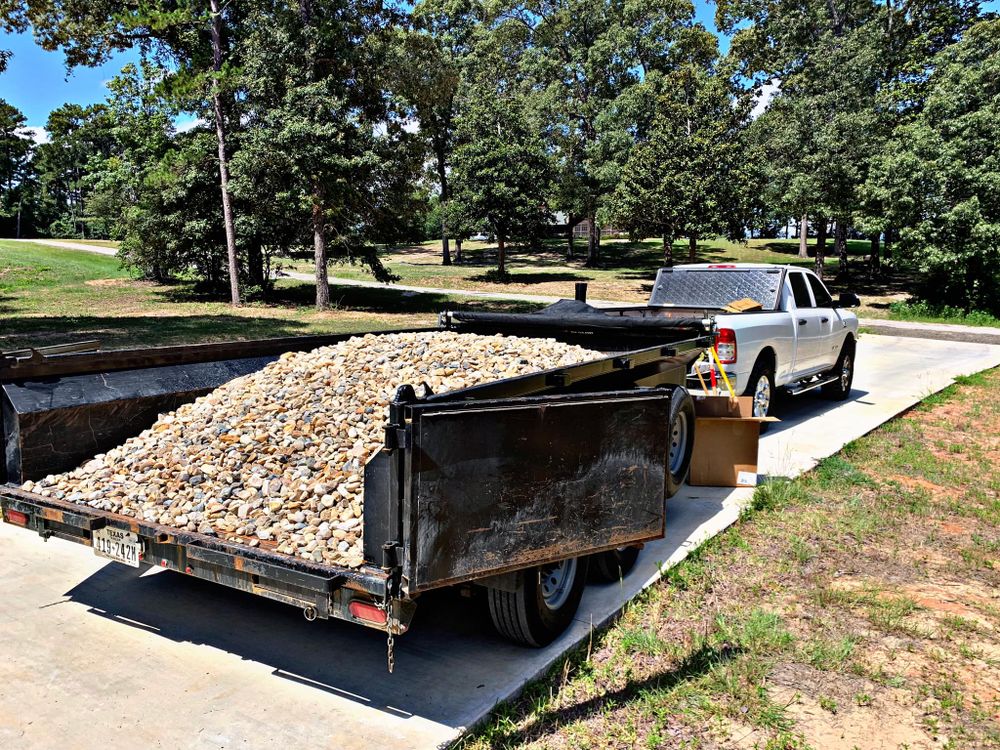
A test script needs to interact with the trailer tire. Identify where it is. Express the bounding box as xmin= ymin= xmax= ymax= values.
xmin=822 ymin=338 xmax=856 ymax=401
xmin=487 ymin=556 xmax=589 ymax=647
xmin=665 ymin=387 xmax=696 ymax=498
xmin=589 ymin=545 xmax=641 ymax=583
